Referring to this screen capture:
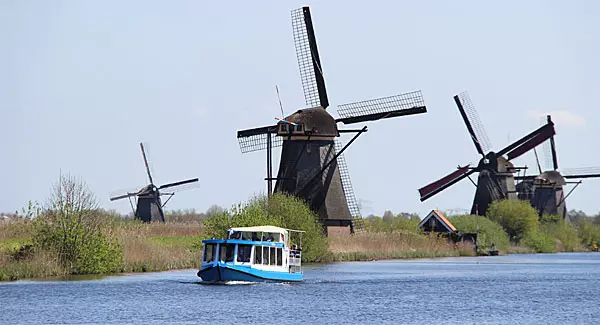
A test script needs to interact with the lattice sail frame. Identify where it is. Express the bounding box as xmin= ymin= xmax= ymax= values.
xmin=337 ymin=90 xmax=425 ymax=120
xmin=291 ymin=7 xmax=322 ymax=108
xmin=334 ymin=140 xmax=362 ymax=218
xmin=456 ymin=91 xmax=492 ymax=154
xmin=237 ymin=132 xmax=283 ymax=153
